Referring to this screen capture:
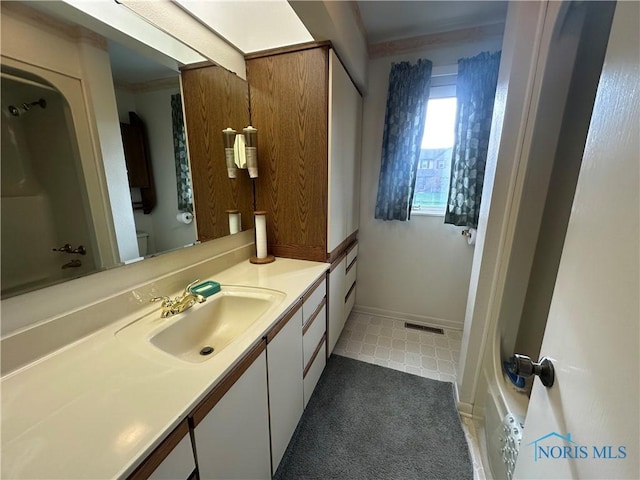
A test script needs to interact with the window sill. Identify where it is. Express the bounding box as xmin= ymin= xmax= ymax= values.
xmin=411 ymin=209 xmax=445 ymax=217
